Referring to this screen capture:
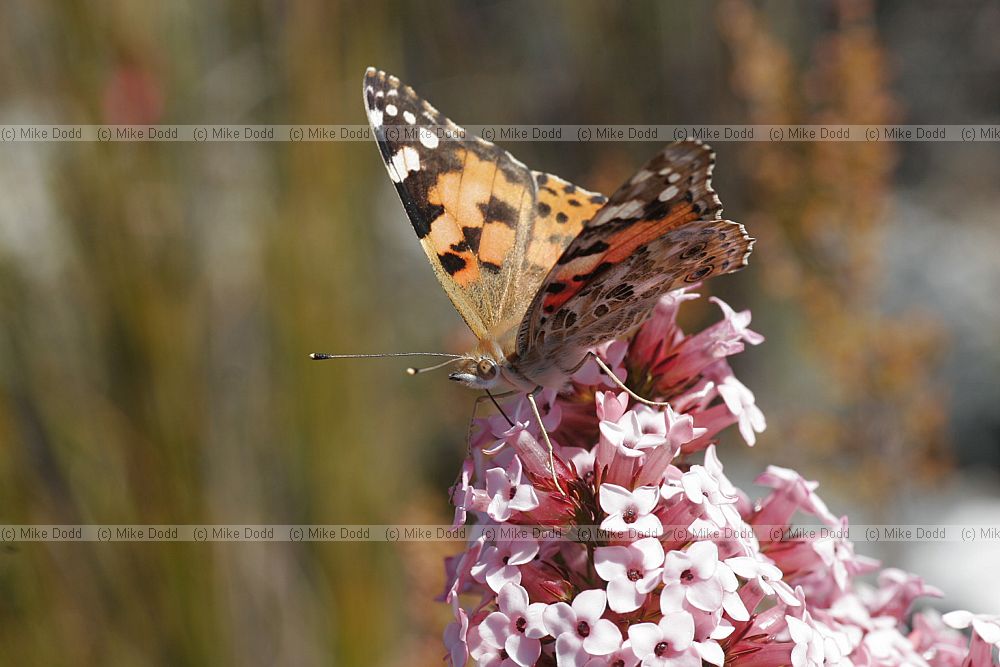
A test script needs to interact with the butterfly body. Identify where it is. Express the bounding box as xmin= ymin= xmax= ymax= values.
xmin=363 ymin=68 xmax=753 ymax=396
